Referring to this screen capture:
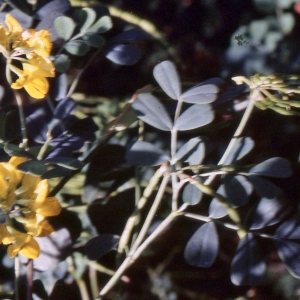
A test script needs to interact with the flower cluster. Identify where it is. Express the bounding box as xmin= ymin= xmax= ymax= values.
xmin=0 ymin=157 xmax=61 ymax=259
xmin=0 ymin=14 xmax=55 ymax=99
xmin=232 ymin=73 xmax=300 ymax=116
